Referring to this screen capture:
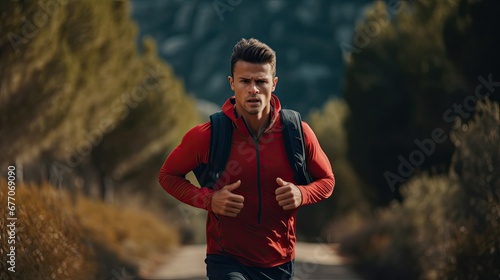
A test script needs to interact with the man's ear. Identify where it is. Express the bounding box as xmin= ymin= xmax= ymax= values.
xmin=272 ymin=76 xmax=278 ymax=92
xmin=228 ymin=76 xmax=235 ymax=91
